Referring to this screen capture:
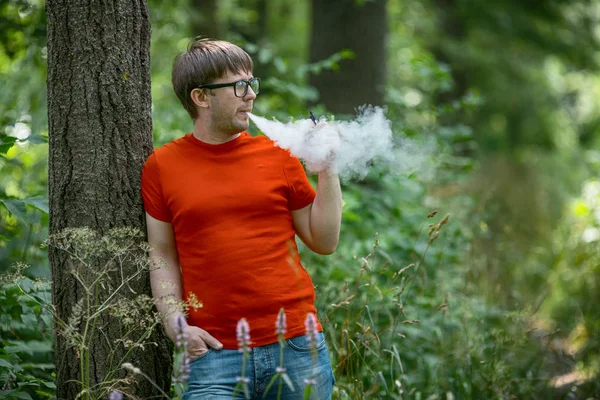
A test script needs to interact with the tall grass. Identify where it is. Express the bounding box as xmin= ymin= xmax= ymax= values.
xmin=0 ymin=218 xmax=564 ymax=399
xmin=314 ymin=212 xmax=551 ymax=399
